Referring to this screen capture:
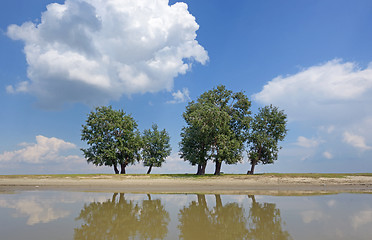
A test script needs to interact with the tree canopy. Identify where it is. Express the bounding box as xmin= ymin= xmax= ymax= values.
xmin=142 ymin=124 xmax=172 ymax=174
xmin=81 ymin=106 xmax=142 ymax=174
xmin=180 ymin=85 xmax=251 ymax=175
xmin=246 ymin=105 xmax=288 ymax=174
